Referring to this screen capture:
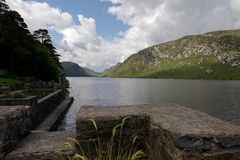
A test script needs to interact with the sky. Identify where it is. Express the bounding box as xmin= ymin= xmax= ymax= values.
xmin=5 ymin=0 xmax=240 ymax=72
